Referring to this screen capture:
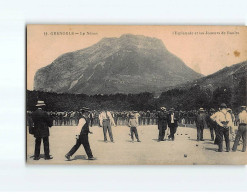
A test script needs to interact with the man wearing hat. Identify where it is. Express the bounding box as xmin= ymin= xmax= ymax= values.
xmin=65 ymin=107 xmax=95 ymax=160
xmin=195 ymin=108 xmax=206 ymax=141
xmin=99 ymin=110 xmax=116 ymax=143
xmin=232 ymin=106 xmax=247 ymax=152
xmin=167 ymin=108 xmax=179 ymax=141
xmin=211 ymin=103 xmax=233 ymax=152
xmin=31 ymin=100 xmax=53 ymax=160
xmin=128 ymin=113 xmax=141 ymax=142
xmin=157 ymin=107 xmax=168 ymax=142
